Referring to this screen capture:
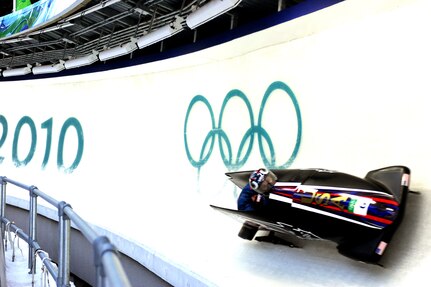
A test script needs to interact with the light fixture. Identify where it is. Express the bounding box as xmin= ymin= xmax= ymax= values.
xmin=2 ymin=64 xmax=32 ymax=77
xmin=186 ymin=0 xmax=242 ymax=29
xmin=99 ymin=38 xmax=138 ymax=61
xmin=32 ymin=61 xmax=65 ymax=75
xmin=137 ymin=16 xmax=184 ymax=49
xmin=65 ymin=50 xmax=99 ymax=69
